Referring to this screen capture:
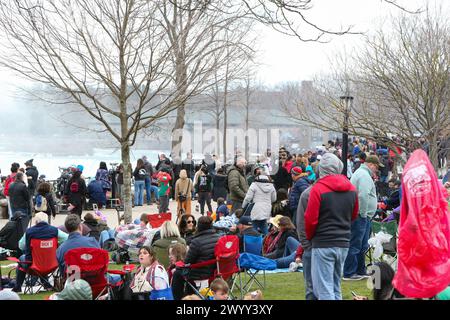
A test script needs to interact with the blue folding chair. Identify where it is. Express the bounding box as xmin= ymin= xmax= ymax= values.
xmin=240 ymin=235 xmax=267 ymax=292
